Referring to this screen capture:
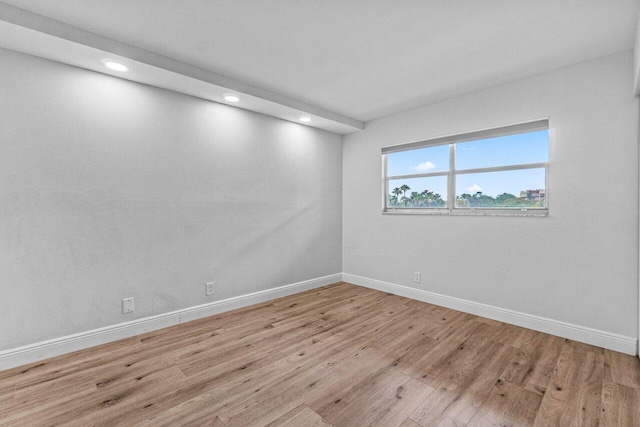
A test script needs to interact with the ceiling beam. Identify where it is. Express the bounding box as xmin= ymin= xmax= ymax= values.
xmin=0 ymin=2 xmax=364 ymax=134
